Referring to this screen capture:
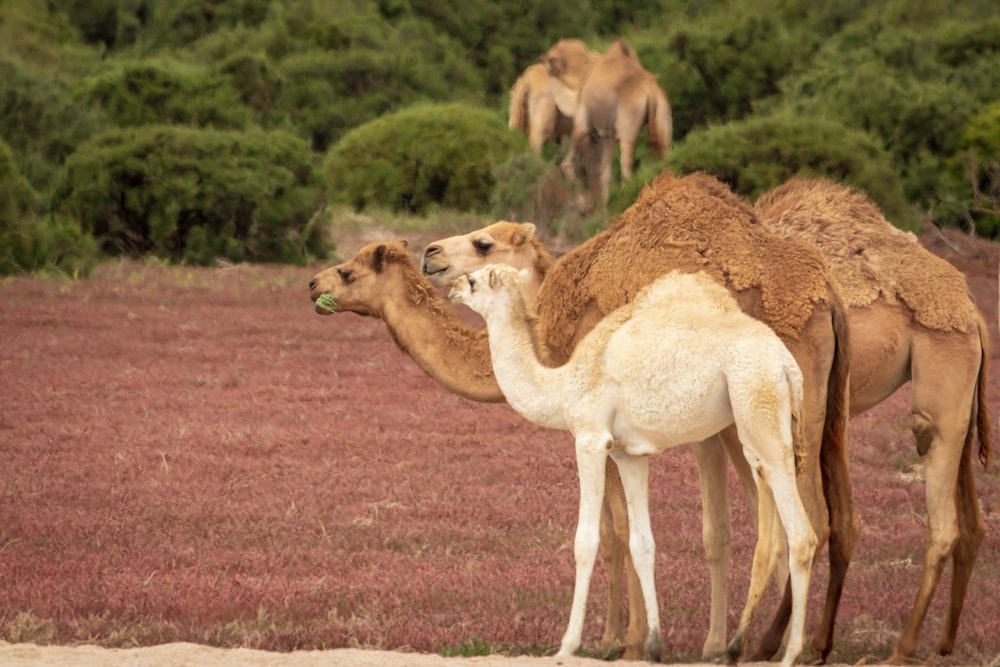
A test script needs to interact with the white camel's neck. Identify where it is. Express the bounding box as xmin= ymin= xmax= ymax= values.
xmin=479 ymin=295 xmax=567 ymax=430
